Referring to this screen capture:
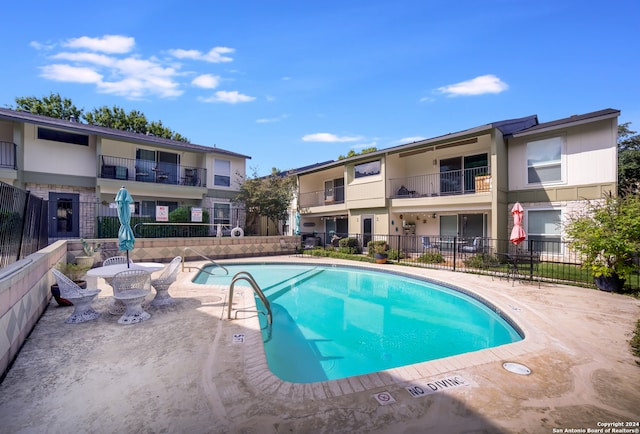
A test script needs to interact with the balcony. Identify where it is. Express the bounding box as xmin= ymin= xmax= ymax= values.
xmin=300 ymin=185 xmax=345 ymax=208
xmin=389 ymin=166 xmax=490 ymax=199
xmin=0 ymin=141 xmax=16 ymax=169
xmin=99 ymin=155 xmax=206 ymax=187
